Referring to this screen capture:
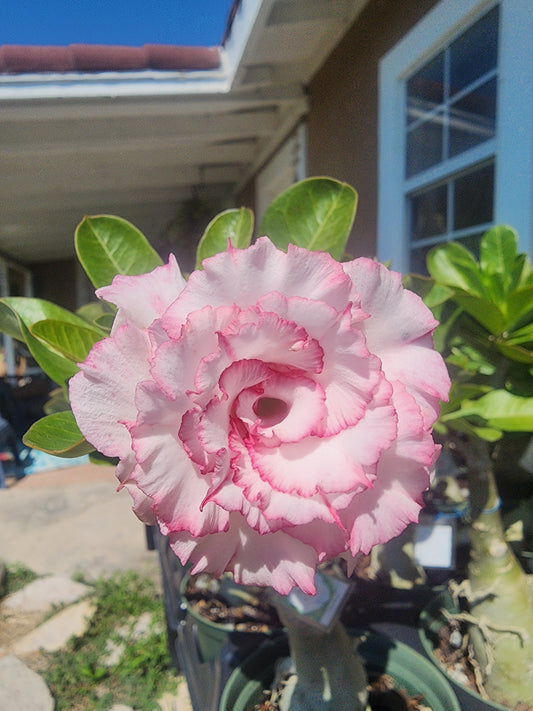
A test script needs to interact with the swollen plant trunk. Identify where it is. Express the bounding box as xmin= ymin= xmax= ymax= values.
xmin=464 ymin=436 xmax=533 ymax=708
xmin=275 ymin=601 xmax=367 ymax=711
